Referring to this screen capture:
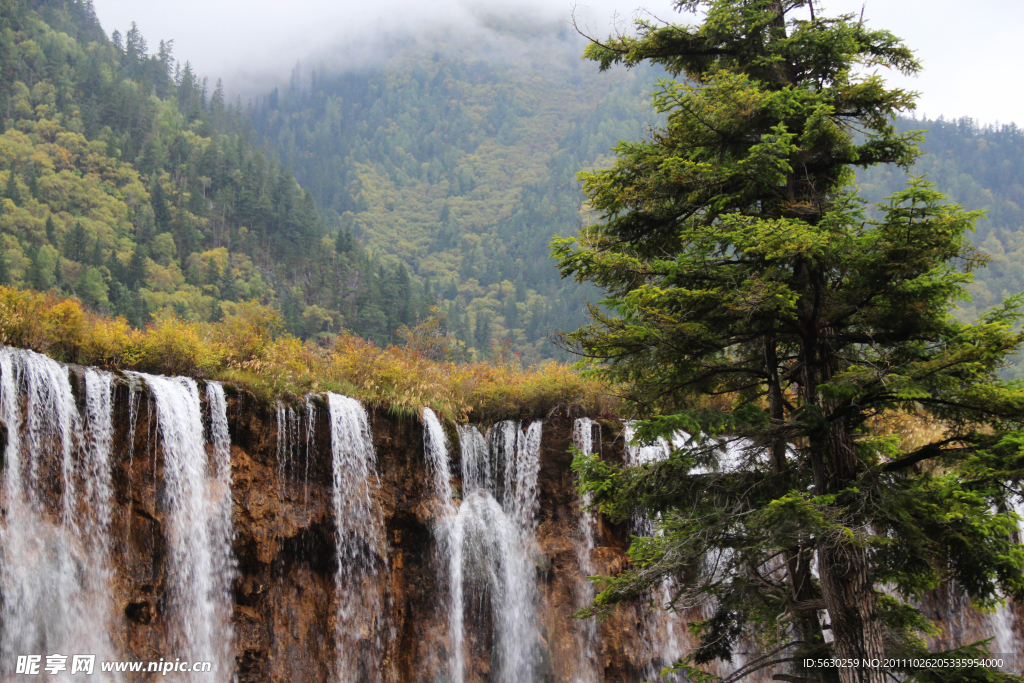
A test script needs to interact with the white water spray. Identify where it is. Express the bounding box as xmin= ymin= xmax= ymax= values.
xmin=327 ymin=393 xmax=390 ymax=682
xmin=206 ymin=381 xmax=237 ymax=670
xmin=449 ymin=420 xmax=544 ymax=683
xmin=0 ymin=348 xmax=119 ymax=680
xmin=571 ymin=417 xmax=601 ymax=683
xmin=623 ymin=421 xmax=690 ymax=682
xmin=130 ymin=372 xmax=235 ymax=680
xmin=423 ymin=408 xmax=455 ymax=518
